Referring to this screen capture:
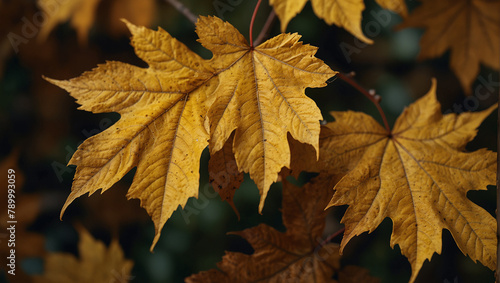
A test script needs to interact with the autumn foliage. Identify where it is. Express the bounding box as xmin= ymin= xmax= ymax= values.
xmin=1 ymin=0 xmax=499 ymax=282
